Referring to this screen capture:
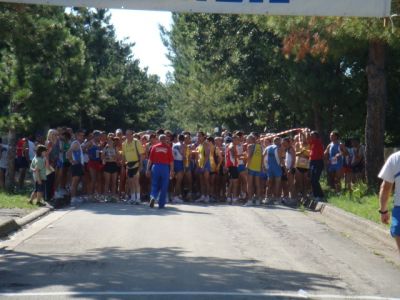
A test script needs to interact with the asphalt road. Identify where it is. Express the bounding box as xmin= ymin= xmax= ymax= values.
xmin=0 ymin=202 xmax=399 ymax=299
